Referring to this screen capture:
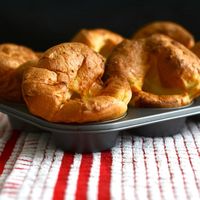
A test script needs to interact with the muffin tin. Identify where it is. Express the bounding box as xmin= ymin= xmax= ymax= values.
xmin=0 ymin=99 xmax=200 ymax=153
